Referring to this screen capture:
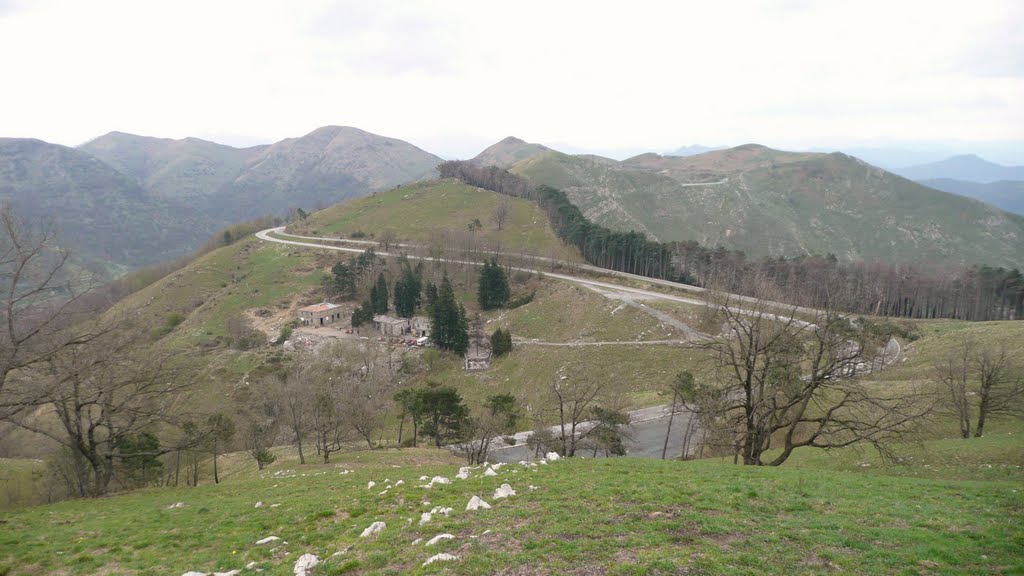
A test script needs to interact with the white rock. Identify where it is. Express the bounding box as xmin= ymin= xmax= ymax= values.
xmin=395 ymin=480 xmax=405 ymax=486
xmin=419 ymin=512 xmax=433 ymax=525
xmin=419 ymin=475 xmax=429 ymax=481
xmin=466 ymin=495 xmax=491 ymax=511
xmin=491 ymin=463 xmax=504 ymax=470
xmin=359 ymin=521 xmax=386 ymax=538
xmin=255 ymin=536 xmax=280 ymax=545
xmin=182 ymin=572 xmax=206 ymax=576
xmin=494 ymin=484 xmax=516 ymax=499
xmin=293 ymin=553 xmax=319 ymax=576
xmin=378 ymin=490 xmax=389 ymax=496
xmin=483 ymin=467 xmax=498 ymax=477
xmin=426 ymin=533 xmax=454 ymax=546
xmin=545 ymin=452 xmax=561 ymax=461
xmin=254 ymin=501 xmax=264 ymax=508
xmin=214 ymin=571 xmax=241 ymax=576
xmin=367 ymin=481 xmax=376 ymax=489
xmin=431 ymin=506 xmax=452 ymax=516
xmin=411 ymin=538 xmax=423 ymax=546
xmin=245 ymin=562 xmax=258 ymax=570
xmin=430 ymin=476 xmax=450 ymax=485
xmin=168 ymin=502 xmax=186 ymax=509
xmin=422 ymin=553 xmax=459 ymax=567
xmin=455 ymin=466 xmax=472 ymax=480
